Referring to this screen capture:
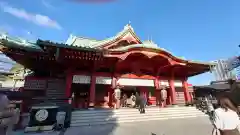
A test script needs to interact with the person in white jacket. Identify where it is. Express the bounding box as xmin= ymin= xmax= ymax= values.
xmin=211 ymin=95 xmax=240 ymax=135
